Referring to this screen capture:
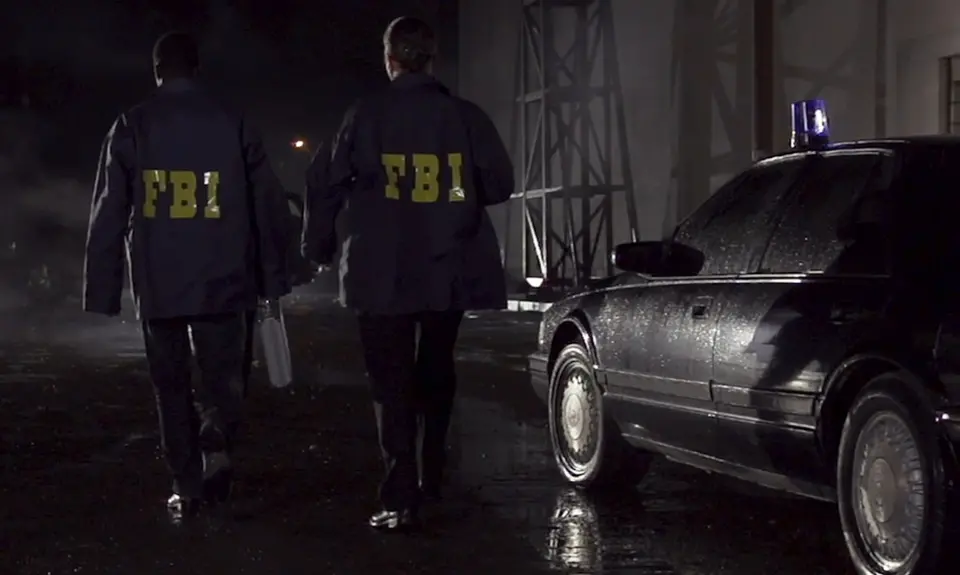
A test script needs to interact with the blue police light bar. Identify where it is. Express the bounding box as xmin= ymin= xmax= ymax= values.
xmin=790 ymin=99 xmax=830 ymax=149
